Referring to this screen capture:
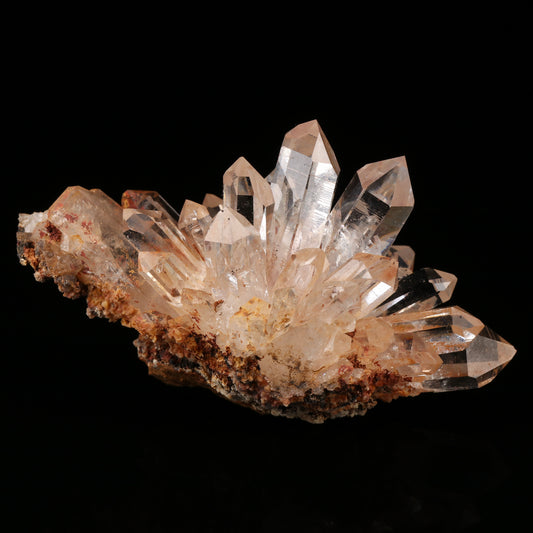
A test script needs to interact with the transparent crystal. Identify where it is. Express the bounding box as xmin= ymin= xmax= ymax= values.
xmin=202 ymin=193 xmax=223 ymax=218
xmin=267 ymin=120 xmax=340 ymax=283
xmin=322 ymin=156 xmax=414 ymax=270
xmin=222 ymin=157 xmax=274 ymax=243
xmin=203 ymin=206 xmax=267 ymax=315
xmin=122 ymin=191 xmax=206 ymax=301
xmin=372 ymin=267 xmax=456 ymax=316
xmin=303 ymin=253 xmax=398 ymax=331
xmin=386 ymin=245 xmax=415 ymax=278
xmin=177 ymin=199 xmax=212 ymax=255
xmin=270 ymin=248 xmax=327 ymax=328
xmin=385 ymin=307 xmax=516 ymax=390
